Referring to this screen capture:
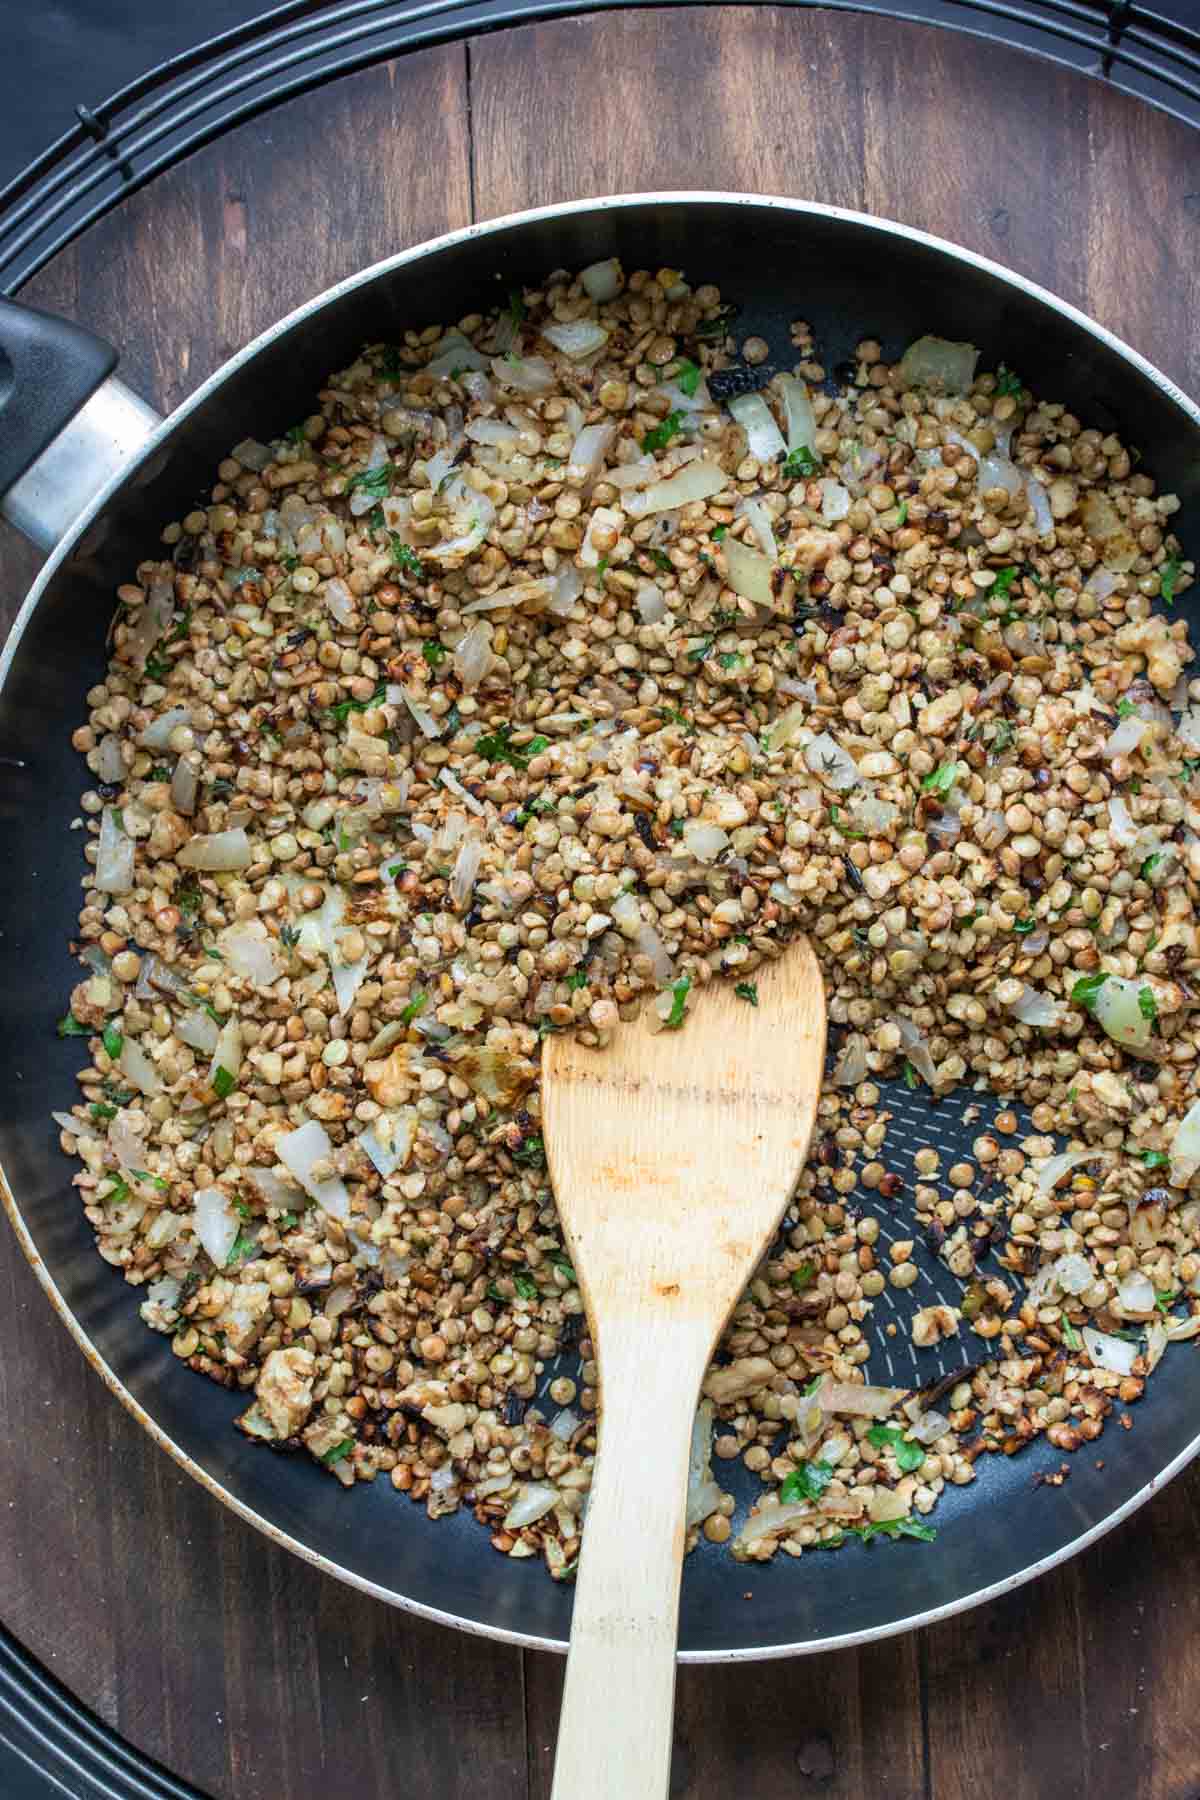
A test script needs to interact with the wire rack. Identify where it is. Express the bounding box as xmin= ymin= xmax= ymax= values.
xmin=1 ymin=0 xmax=1200 ymax=299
